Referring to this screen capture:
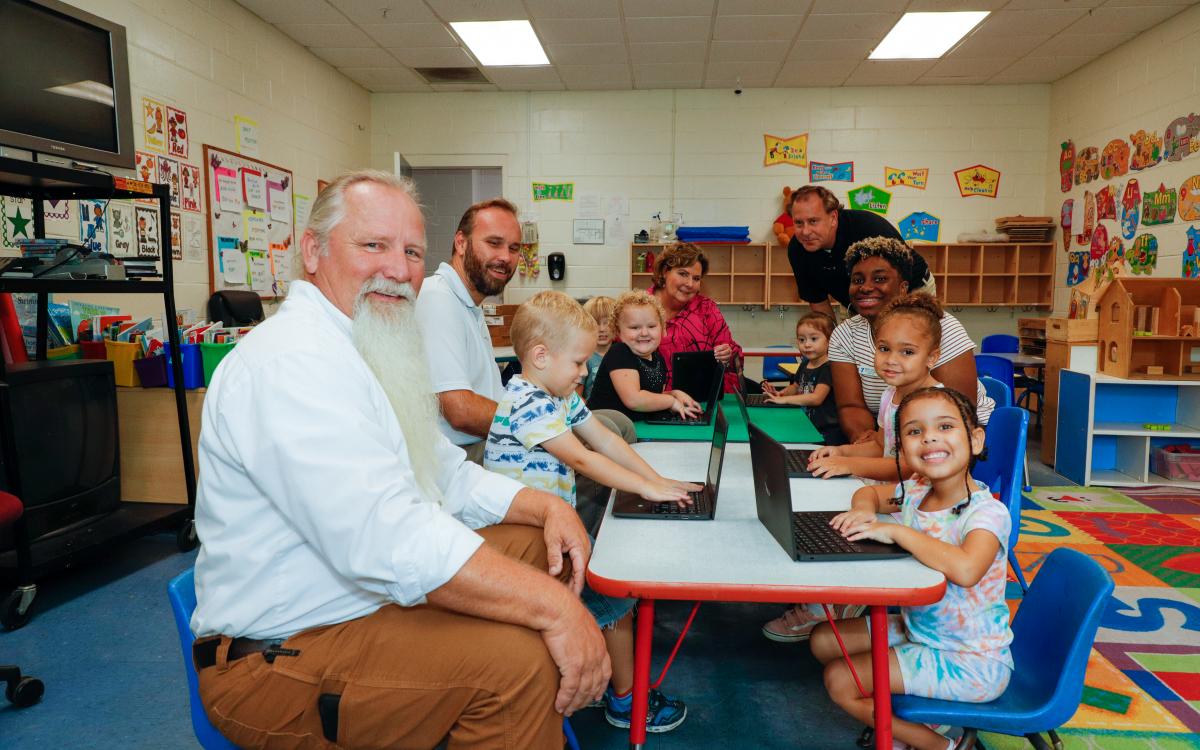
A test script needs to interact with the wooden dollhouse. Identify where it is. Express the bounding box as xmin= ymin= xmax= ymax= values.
xmin=1098 ymin=278 xmax=1200 ymax=379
